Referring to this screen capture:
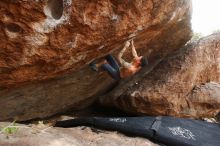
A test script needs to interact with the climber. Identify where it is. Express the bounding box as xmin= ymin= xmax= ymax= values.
xmin=90 ymin=39 xmax=148 ymax=80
